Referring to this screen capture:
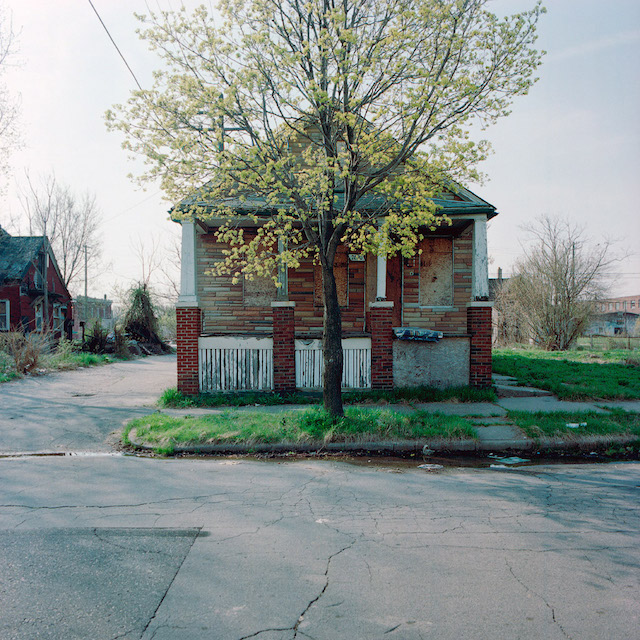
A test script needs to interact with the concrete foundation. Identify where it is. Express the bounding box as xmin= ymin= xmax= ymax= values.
xmin=393 ymin=337 xmax=470 ymax=388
